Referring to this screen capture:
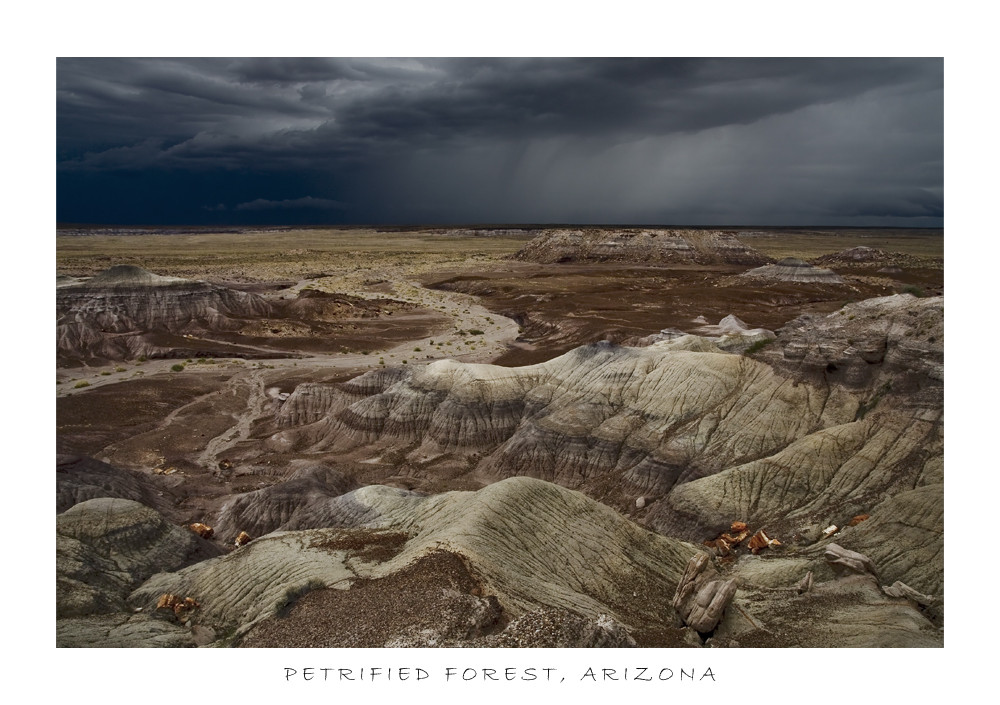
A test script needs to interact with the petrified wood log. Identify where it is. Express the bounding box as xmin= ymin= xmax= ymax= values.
xmin=824 ymin=543 xmax=879 ymax=581
xmin=672 ymin=553 xmax=737 ymax=633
